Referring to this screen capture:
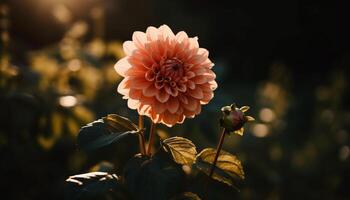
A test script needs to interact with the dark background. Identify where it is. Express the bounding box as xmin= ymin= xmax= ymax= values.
xmin=1 ymin=0 xmax=349 ymax=199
